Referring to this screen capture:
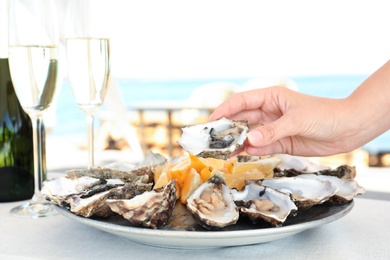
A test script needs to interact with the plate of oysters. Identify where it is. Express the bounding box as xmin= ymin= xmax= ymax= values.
xmin=42 ymin=118 xmax=365 ymax=249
